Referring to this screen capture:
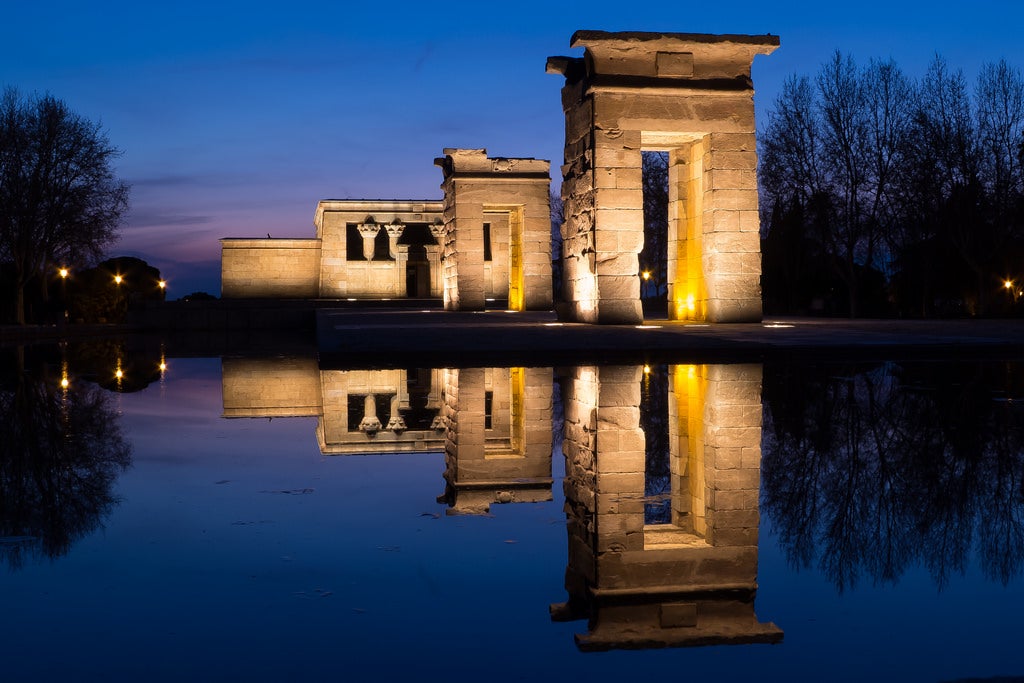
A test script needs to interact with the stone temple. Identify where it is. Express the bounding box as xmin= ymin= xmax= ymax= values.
xmin=220 ymin=31 xmax=777 ymax=324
